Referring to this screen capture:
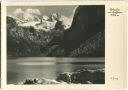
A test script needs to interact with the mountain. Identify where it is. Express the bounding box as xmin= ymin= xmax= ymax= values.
xmin=62 ymin=5 xmax=105 ymax=51
xmin=46 ymin=5 xmax=105 ymax=57
xmin=14 ymin=14 xmax=56 ymax=31
xmin=7 ymin=5 xmax=105 ymax=57
xmin=70 ymin=31 xmax=105 ymax=57
xmin=7 ymin=16 xmax=66 ymax=57
xmin=12 ymin=13 xmax=70 ymax=31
